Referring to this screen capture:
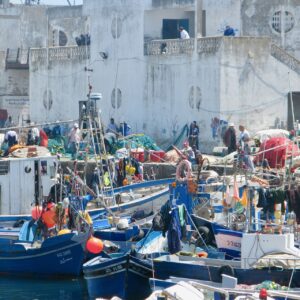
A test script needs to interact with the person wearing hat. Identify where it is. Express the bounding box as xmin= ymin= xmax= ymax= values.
xmin=223 ymin=122 xmax=237 ymax=154
xmin=68 ymin=123 xmax=81 ymax=160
